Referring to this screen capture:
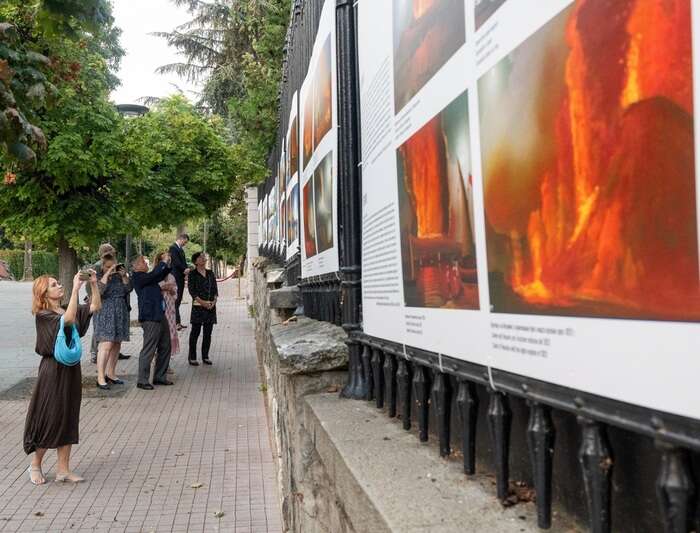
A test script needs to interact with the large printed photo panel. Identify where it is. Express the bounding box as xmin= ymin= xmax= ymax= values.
xmin=478 ymin=0 xmax=699 ymax=322
xmin=397 ymin=90 xmax=479 ymax=310
xmin=313 ymin=152 xmax=334 ymax=254
xmin=392 ymin=0 xmax=466 ymax=114
xmin=314 ymin=37 xmax=333 ymax=148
